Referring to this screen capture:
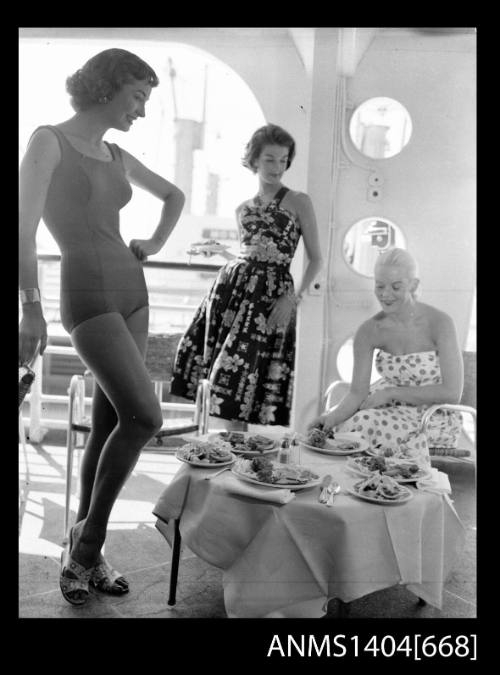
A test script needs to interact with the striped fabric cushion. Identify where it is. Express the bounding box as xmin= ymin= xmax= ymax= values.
xmin=429 ymin=447 xmax=471 ymax=457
